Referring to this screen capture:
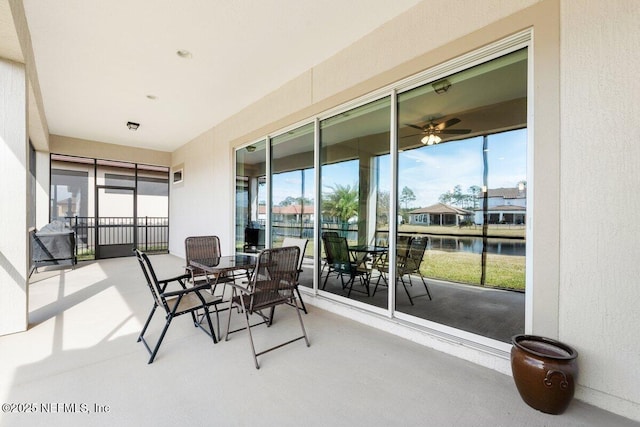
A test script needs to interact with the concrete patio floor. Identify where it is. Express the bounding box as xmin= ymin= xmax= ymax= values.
xmin=0 ymin=254 xmax=637 ymax=427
